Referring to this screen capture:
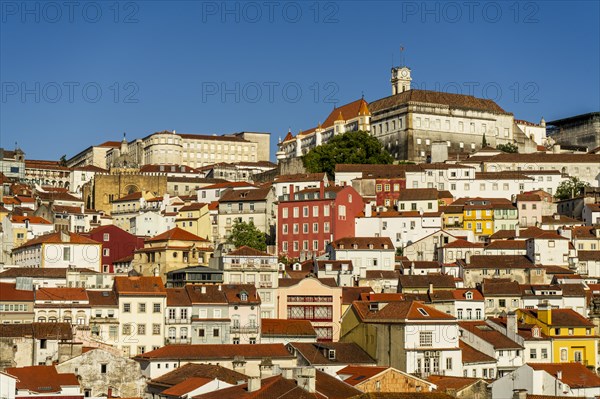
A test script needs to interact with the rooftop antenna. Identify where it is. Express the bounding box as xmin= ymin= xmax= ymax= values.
xmin=400 ymin=45 xmax=406 ymax=66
